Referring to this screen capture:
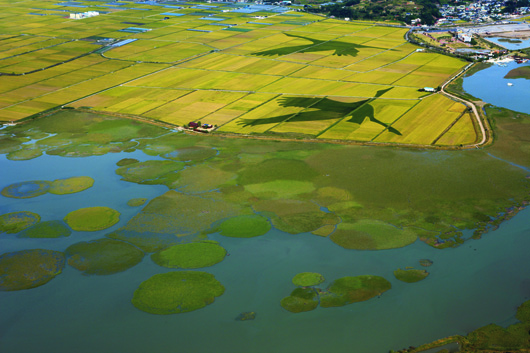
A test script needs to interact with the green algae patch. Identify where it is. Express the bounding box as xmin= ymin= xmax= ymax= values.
xmin=107 ymin=230 xmax=179 ymax=253
xmin=393 ymin=268 xmax=429 ymax=283
xmin=164 ymin=147 xmax=217 ymax=162
xmin=330 ymin=220 xmax=417 ymax=250
xmin=281 ymin=288 xmax=319 ymax=313
xmin=18 ymin=220 xmax=71 ymax=238
xmin=516 ymin=300 xmax=530 ymax=323
xmin=49 ymin=176 xmax=94 ymax=195
xmin=253 ymin=199 xmax=338 ymax=235
xmin=235 ymin=311 xmax=256 ymax=321
xmin=0 ymin=249 xmax=65 ymax=291
xmin=6 ymin=146 xmax=43 ymax=161
xmin=127 ymin=198 xmax=148 ymax=207
xmin=219 ymin=214 xmax=270 ymax=238
xmin=116 ymin=160 xmax=185 ymax=188
xmin=2 ymin=177 xmax=93 ymax=198
xmin=66 ymin=239 xmax=144 ymax=275
xmin=151 ymin=241 xmax=226 ymax=269
xmin=245 ymin=180 xmax=315 ymax=199
xmin=238 ymin=158 xmax=318 ymax=185
xmin=116 ymin=158 xmax=139 ymax=167
xmin=172 ymin=164 xmax=236 ymax=193
xmin=419 ymin=259 xmax=433 ymax=267
xmin=292 ymin=272 xmax=325 ymax=287
xmin=132 ymin=271 xmax=225 ymax=315
xmin=320 ymin=275 xmax=391 ymax=308
xmin=2 ymin=180 xmax=51 ymax=199
xmin=64 ymin=207 xmax=120 ymax=231
xmin=0 ymin=211 xmax=41 ymax=234
xmin=311 ymin=225 xmax=336 ymax=237
xmin=122 ymin=191 xmax=242 ymax=237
